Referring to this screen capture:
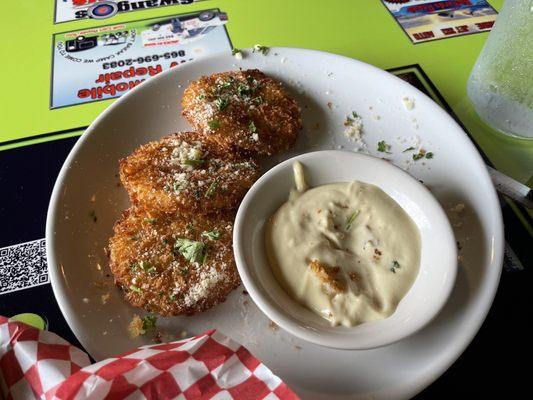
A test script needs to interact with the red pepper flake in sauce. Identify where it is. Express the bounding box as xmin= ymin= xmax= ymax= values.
xmin=373 ymin=248 xmax=383 ymax=262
